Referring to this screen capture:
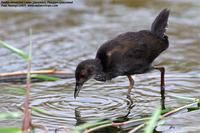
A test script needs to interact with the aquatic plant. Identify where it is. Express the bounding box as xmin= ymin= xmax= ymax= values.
xmin=0 ymin=29 xmax=51 ymax=132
